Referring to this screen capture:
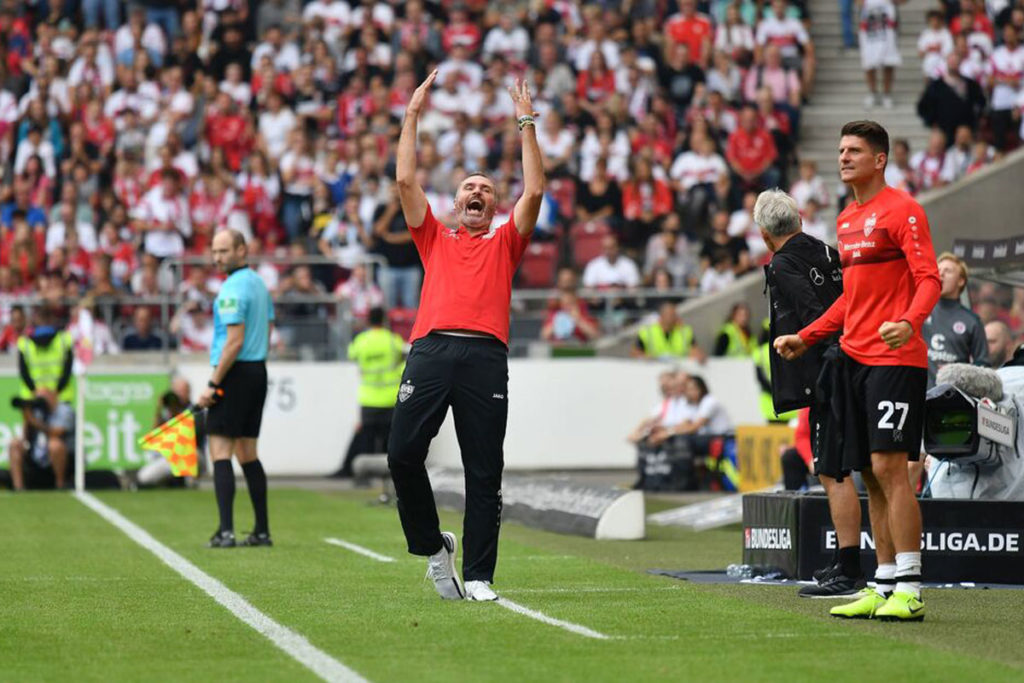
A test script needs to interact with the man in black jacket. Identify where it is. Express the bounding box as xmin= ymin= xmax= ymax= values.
xmin=756 ymin=189 xmax=864 ymax=598
xmin=916 ymin=52 xmax=986 ymax=146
